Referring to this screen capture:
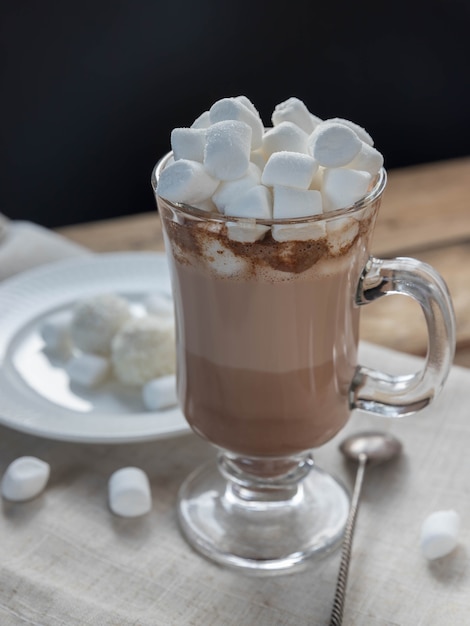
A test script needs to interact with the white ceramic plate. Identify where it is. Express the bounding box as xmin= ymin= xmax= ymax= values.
xmin=0 ymin=252 xmax=190 ymax=443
